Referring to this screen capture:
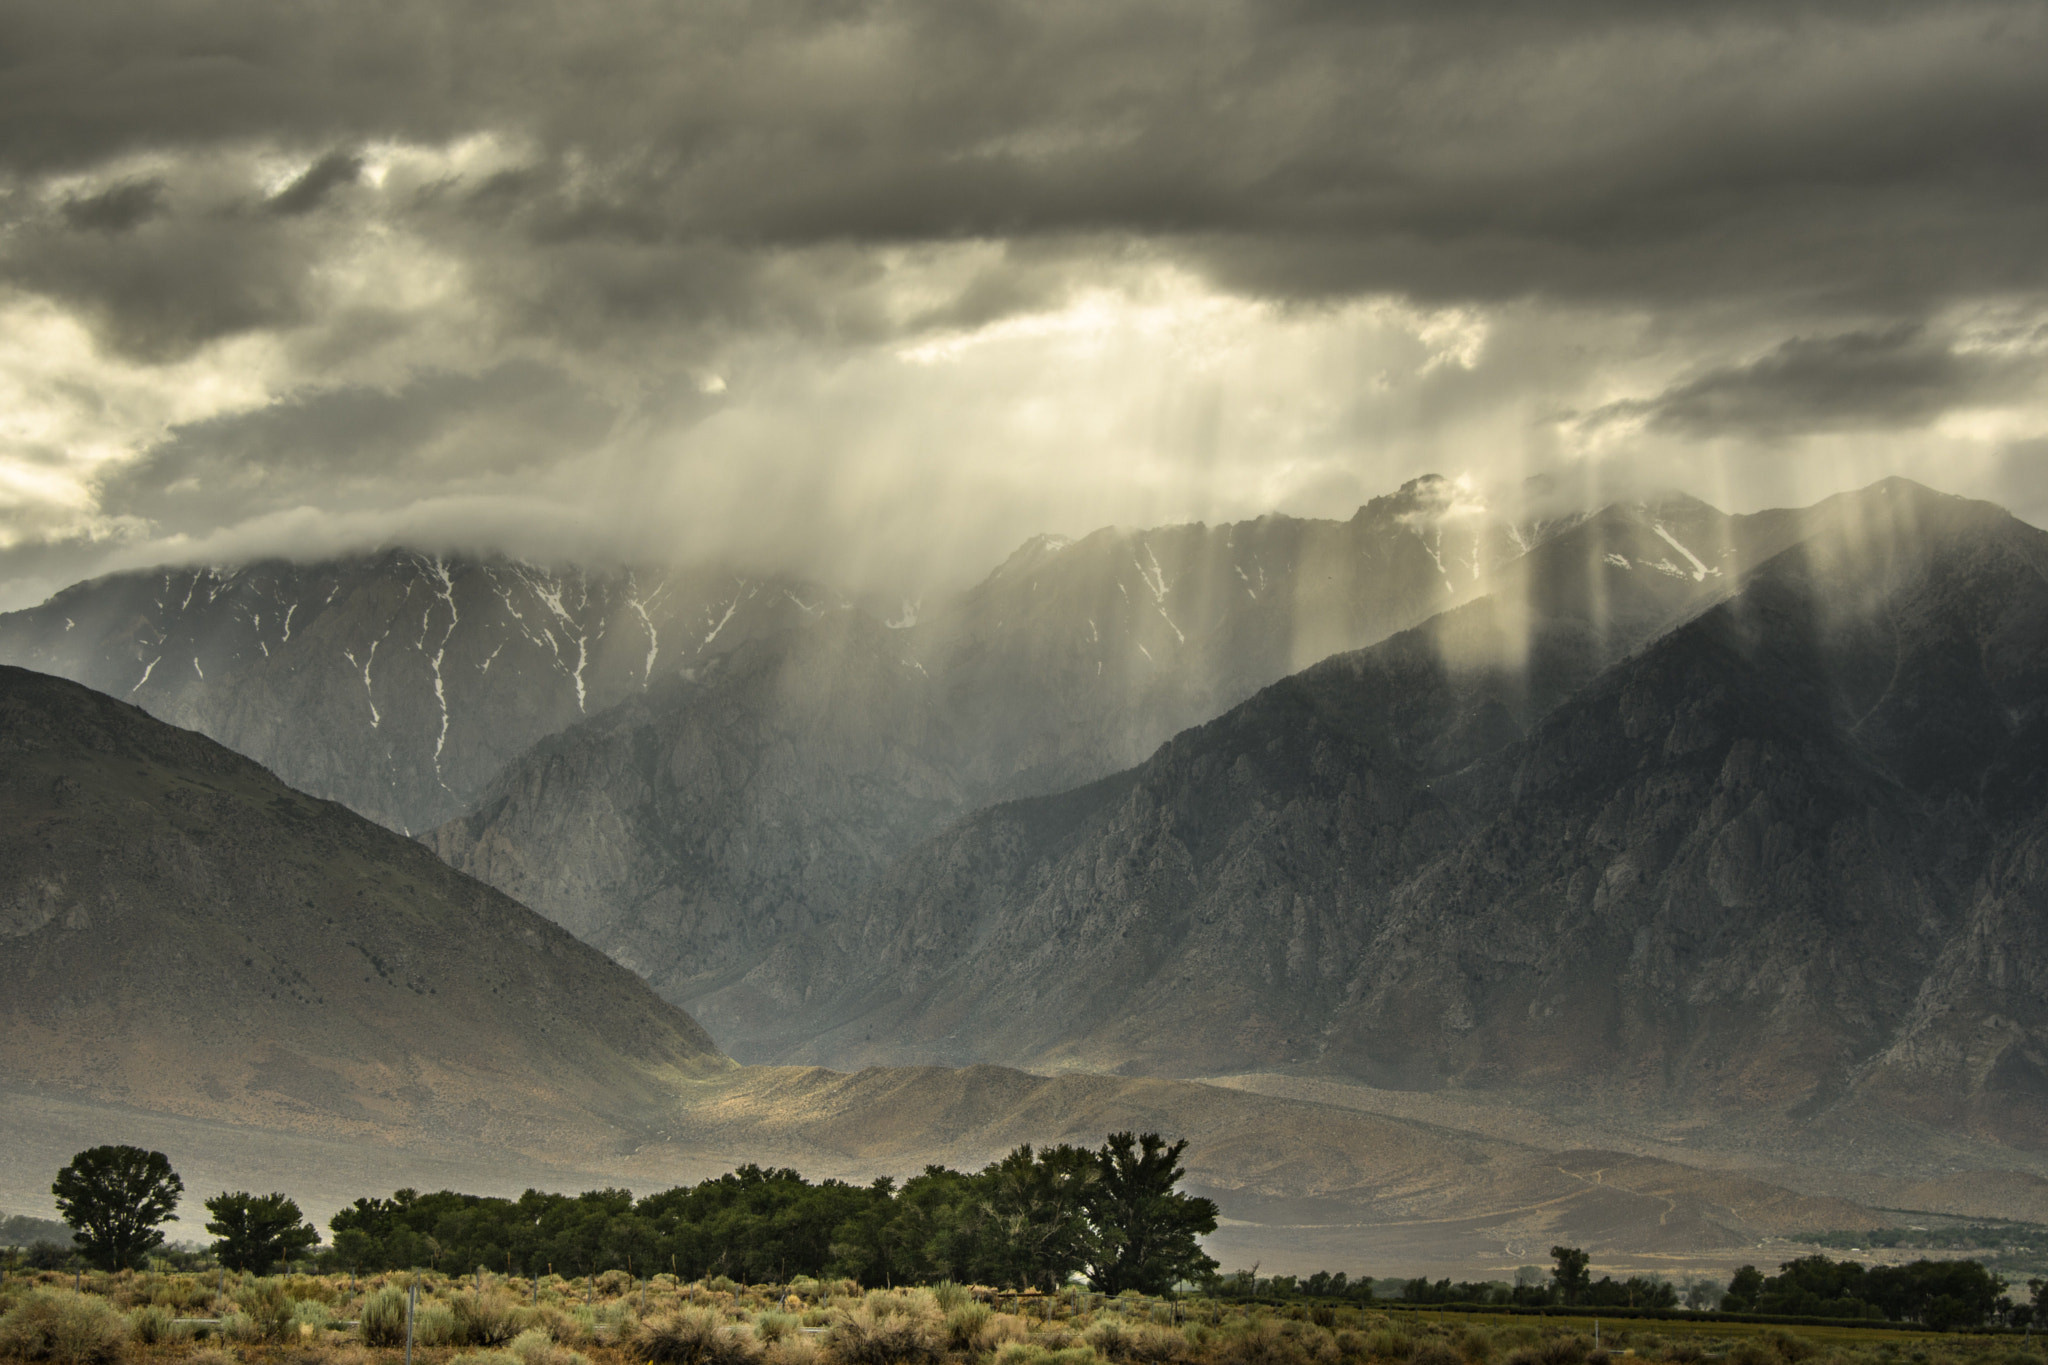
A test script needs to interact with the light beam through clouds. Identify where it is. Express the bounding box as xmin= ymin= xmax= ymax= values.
xmin=0 ymin=1 xmax=2044 ymax=610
